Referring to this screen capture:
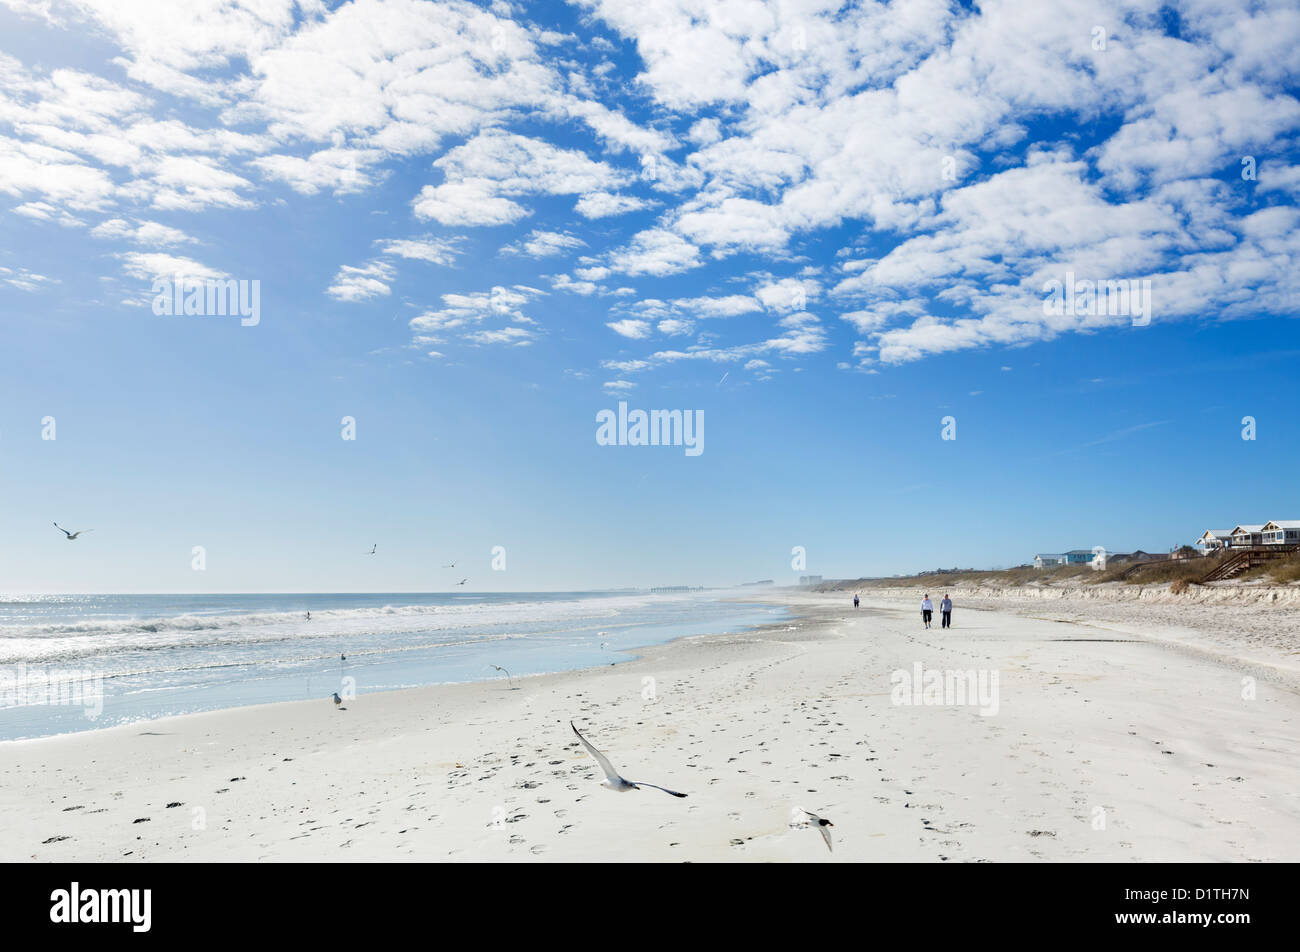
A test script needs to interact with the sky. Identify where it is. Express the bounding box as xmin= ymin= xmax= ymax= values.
xmin=0 ymin=0 xmax=1297 ymax=593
